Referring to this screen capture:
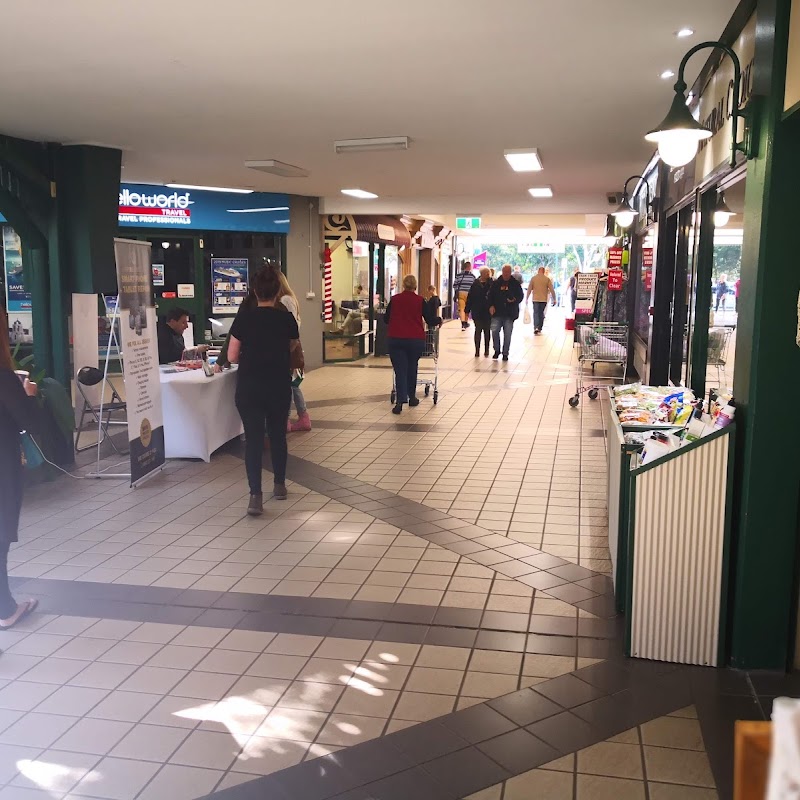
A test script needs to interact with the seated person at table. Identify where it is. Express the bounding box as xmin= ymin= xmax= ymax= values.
xmin=157 ymin=307 xmax=207 ymax=364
